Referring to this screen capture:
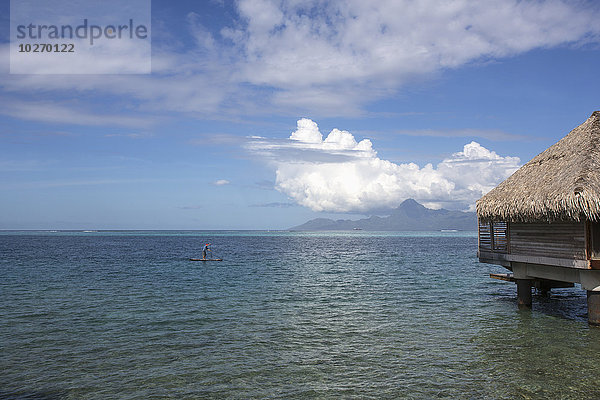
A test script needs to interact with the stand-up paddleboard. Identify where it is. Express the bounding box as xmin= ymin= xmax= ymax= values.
xmin=189 ymin=258 xmax=223 ymax=261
